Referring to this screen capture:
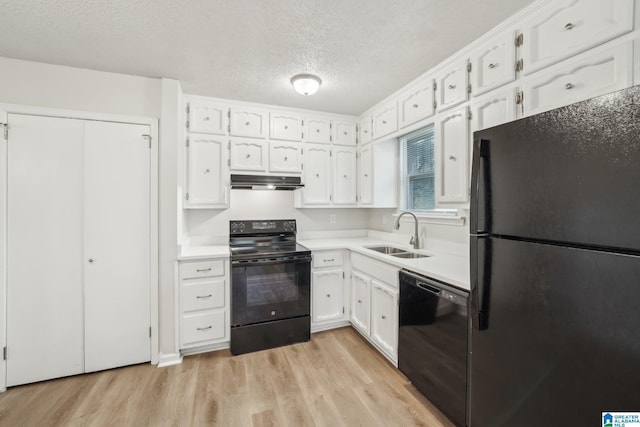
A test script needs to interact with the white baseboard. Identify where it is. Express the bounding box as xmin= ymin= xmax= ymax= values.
xmin=311 ymin=320 xmax=351 ymax=334
xmin=180 ymin=341 xmax=230 ymax=356
xmin=157 ymin=352 xmax=183 ymax=367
